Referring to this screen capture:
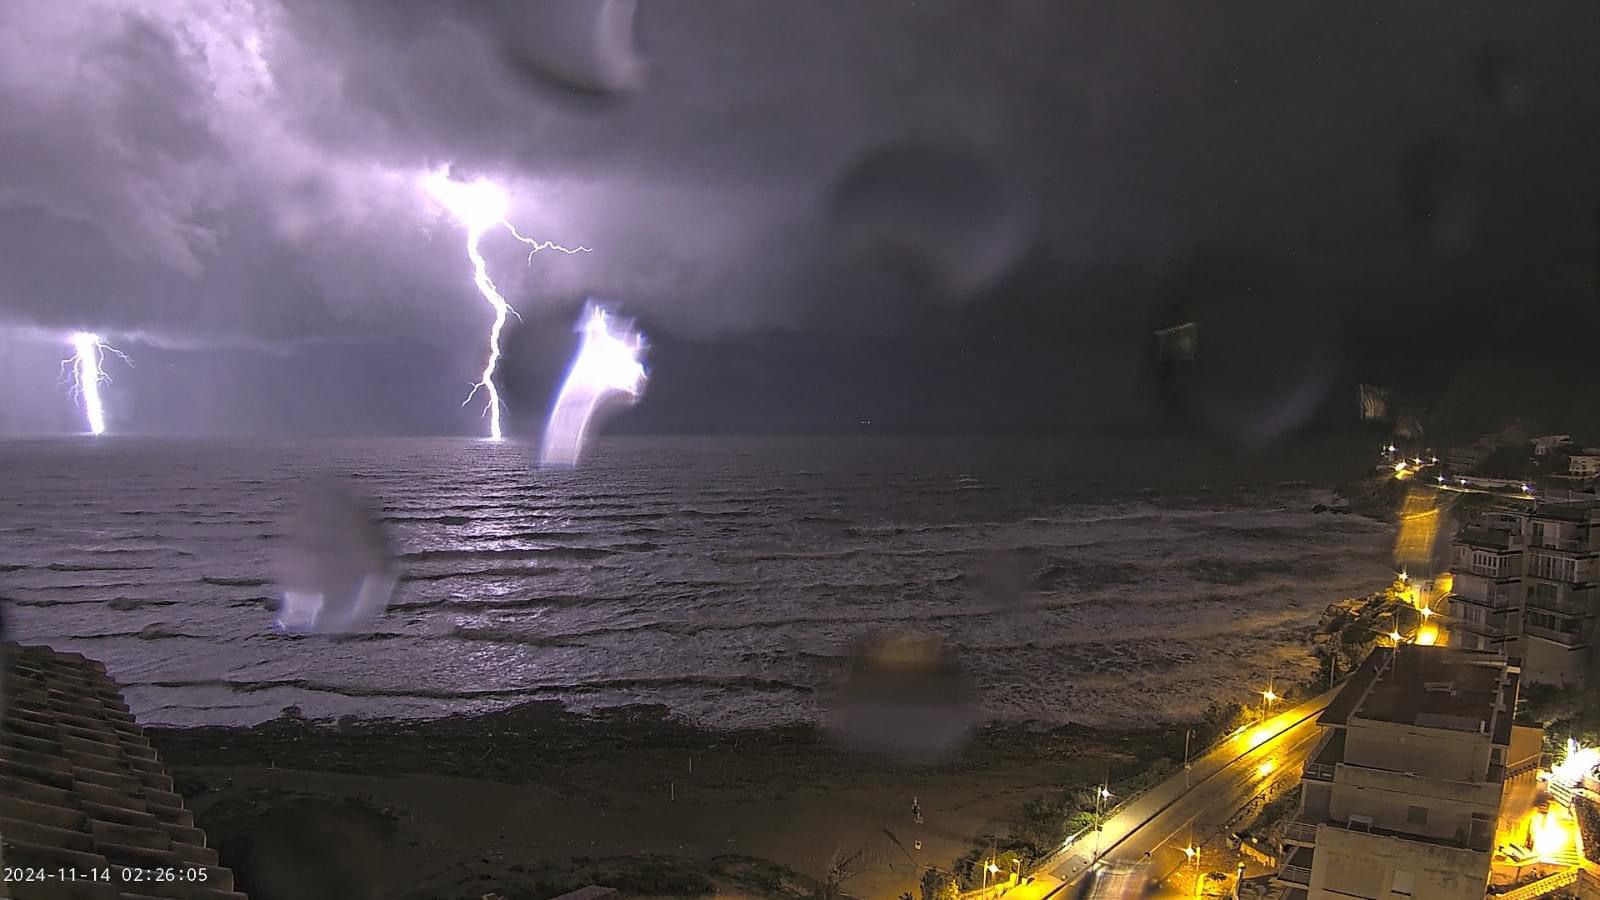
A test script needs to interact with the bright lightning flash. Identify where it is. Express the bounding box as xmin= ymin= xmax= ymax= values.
xmin=422 ymin=170 xmax=590 ymax=442
xmin=540 ymin=303 xmax=647 ymax=468
xmin=62 ymin=332 xmax=130 ymax=436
